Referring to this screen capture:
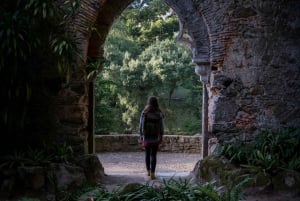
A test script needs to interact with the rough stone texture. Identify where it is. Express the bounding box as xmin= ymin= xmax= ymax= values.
xmin=76 ymin=154 xmax=105 ymax=183
xmin=0 ymin=159 xmax=104 ymax=199
xmin=95 ymin=135 xmax=201 ymax=153
xmin=50 ymin=0 xmax=300 ymax=153
xmin=208 ymin=137 xmax=218 ymax=155
xmin=17 ymin=166 xmax=45 ymax=190
xmin=203 ymin=0 xmax=300 ymax=142
xmin=193 ymin=155 xmax=300 ymax=194
xmin=47 ymin=163 xmax=87 ymax=192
